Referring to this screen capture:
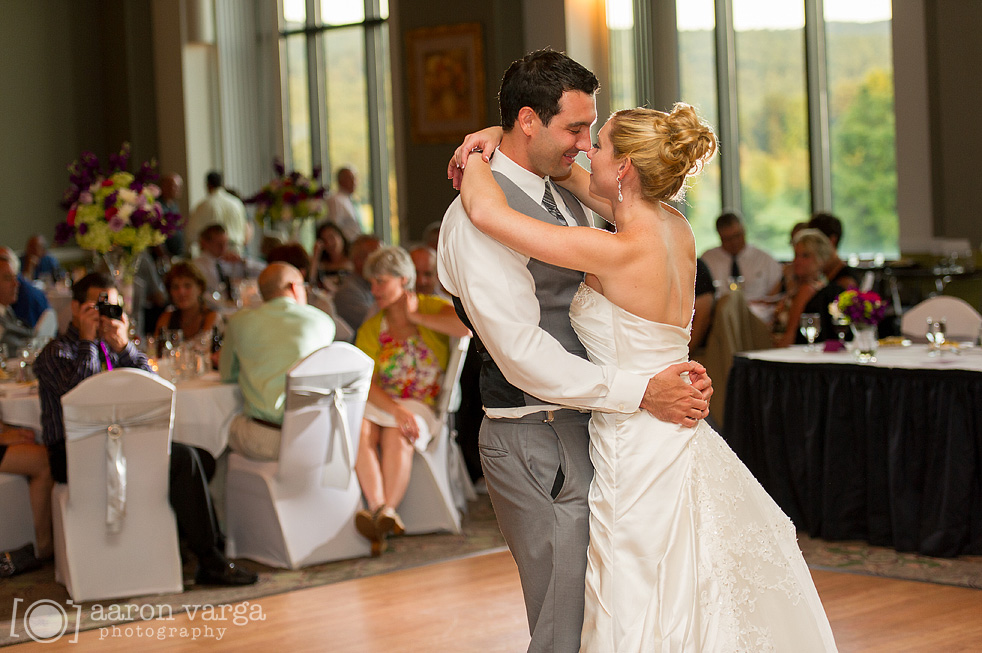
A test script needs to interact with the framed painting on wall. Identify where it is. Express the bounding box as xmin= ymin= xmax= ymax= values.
xmin=405 ymin=23 xmax=486 ymax=144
